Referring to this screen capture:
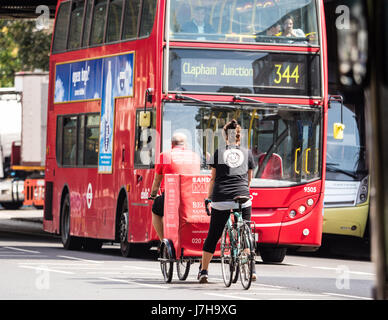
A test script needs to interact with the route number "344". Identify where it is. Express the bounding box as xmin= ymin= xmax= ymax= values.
xmin=274 ymin=64 xmax=300 ymax=84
